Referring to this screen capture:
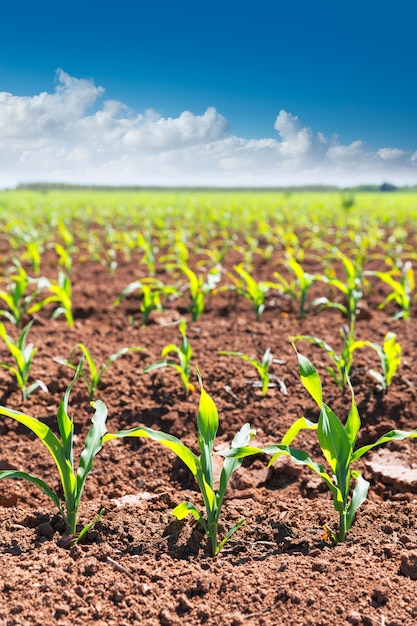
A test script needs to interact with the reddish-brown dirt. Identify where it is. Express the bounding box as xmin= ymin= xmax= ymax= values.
xmin=1 ymin=237 xmax=417 ymax=625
